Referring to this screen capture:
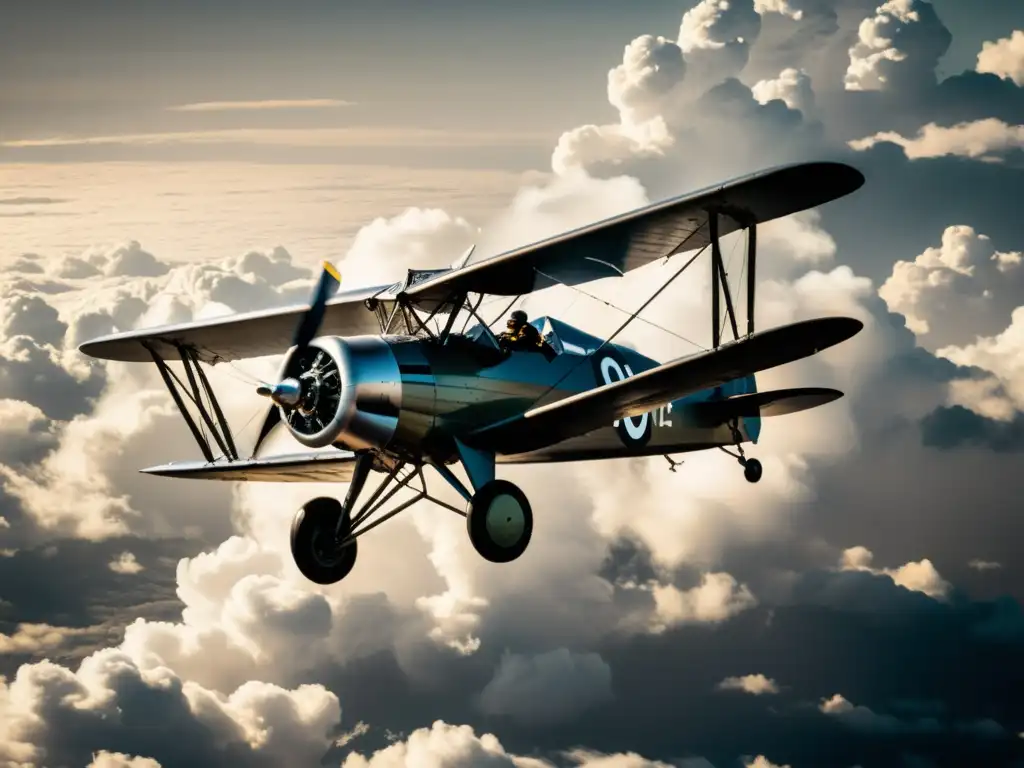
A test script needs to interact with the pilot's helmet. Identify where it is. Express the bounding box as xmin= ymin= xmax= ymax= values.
xmin=510 ymin=309 xmax=528 ymax=324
